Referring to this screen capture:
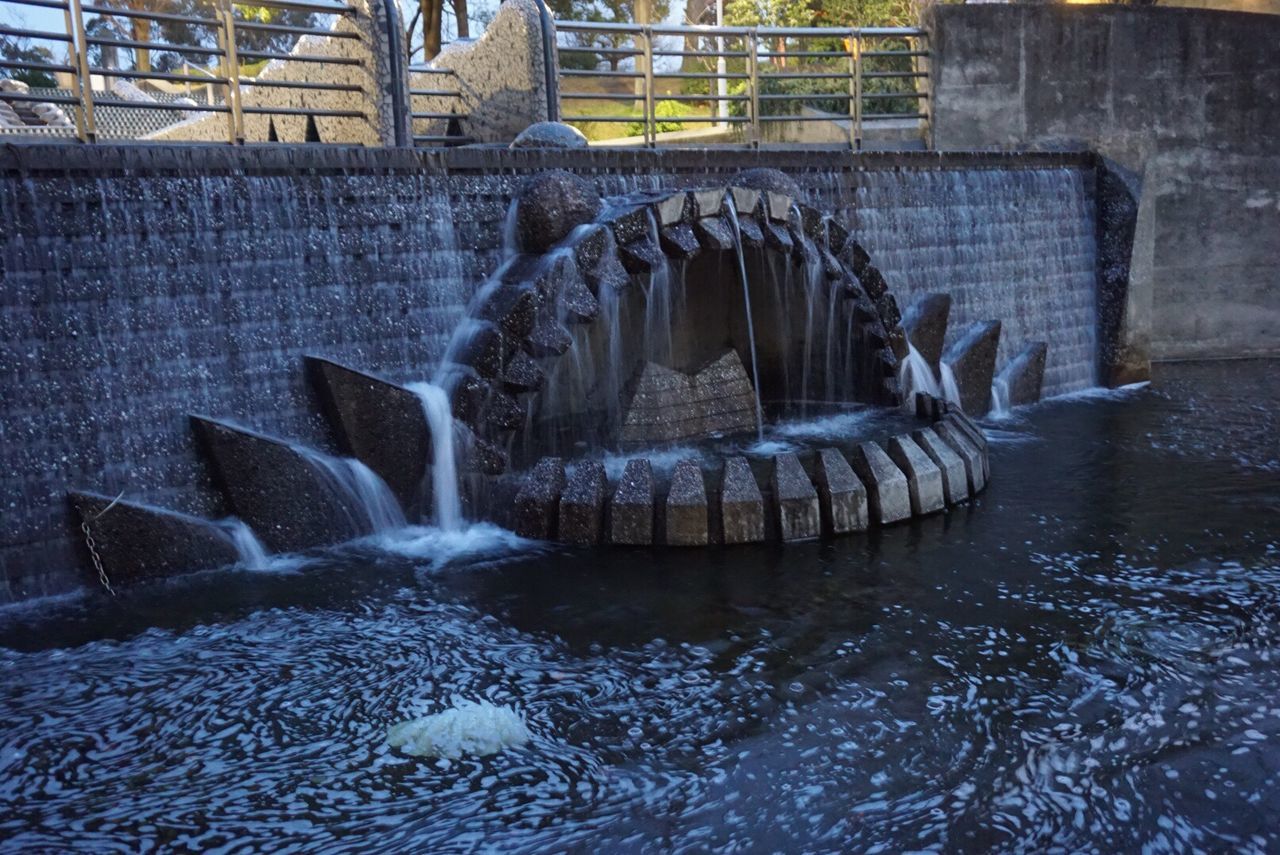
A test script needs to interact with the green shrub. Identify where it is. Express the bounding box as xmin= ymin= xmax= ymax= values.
xmin=625 ymin=100 xmax=688 ymax=137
